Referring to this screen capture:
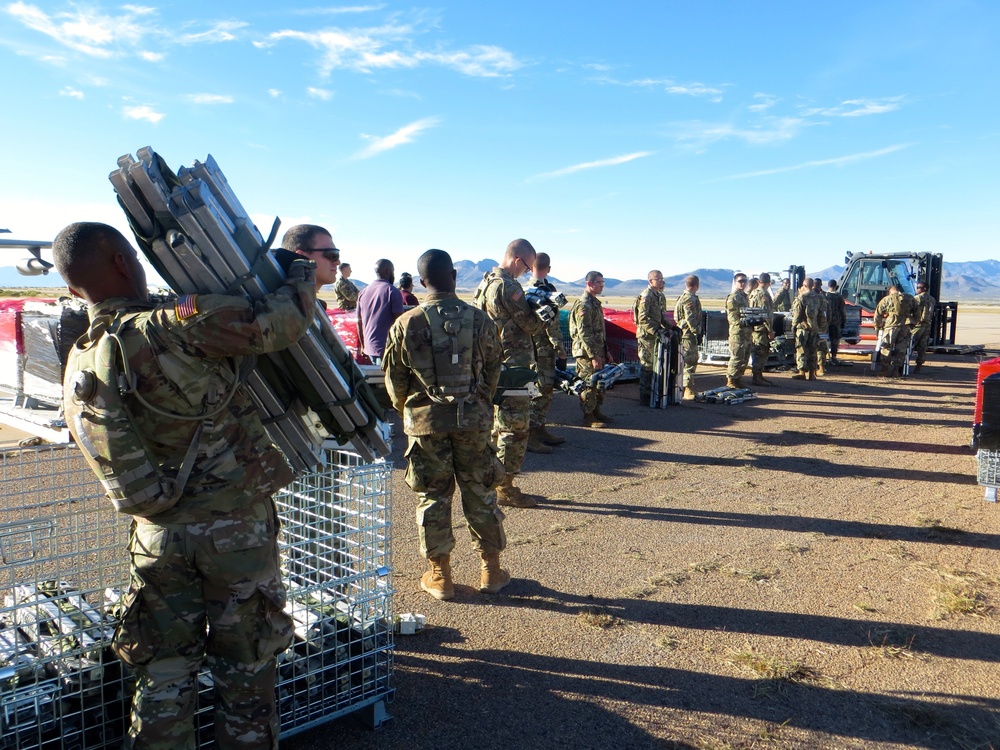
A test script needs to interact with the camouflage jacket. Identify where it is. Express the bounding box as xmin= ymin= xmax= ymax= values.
xmin=725 ymin=289 xmax=750 ymax=335
xmin=816 ymin=291 xmax=830 ymax=334
xmin=635 ymin=286 xmax=667 ymax=339
xmin=772 ymin=287 xmax=792 ymax=312
xmin=68 ymin=279 xmax=316 ymax=523
xmin=913 ymin=291 xmax=936 ymax=331
xmin=570 ymin=292 xmax=605 ymax=359
xmin=874 ymin=292 xmax=917 ymax=330
xmin=748 ymin=287 xmax=774 ymax=336
xmin=826 ymin=290 xmax=846 ymax=328
xmin=674 ymin=290 xmax=703 ymax=337
xmin=476 ymin=266 xmax=543 ymax=367
xmin=333 ymin=278 xmax=359 ymax=310
xmin=529 ymin=276 xmax=565 ymax=359
xmin=383 ymin=292 xmax=500 ymax=436
xmin=791 ymin=290 xmax=826 ymax=332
